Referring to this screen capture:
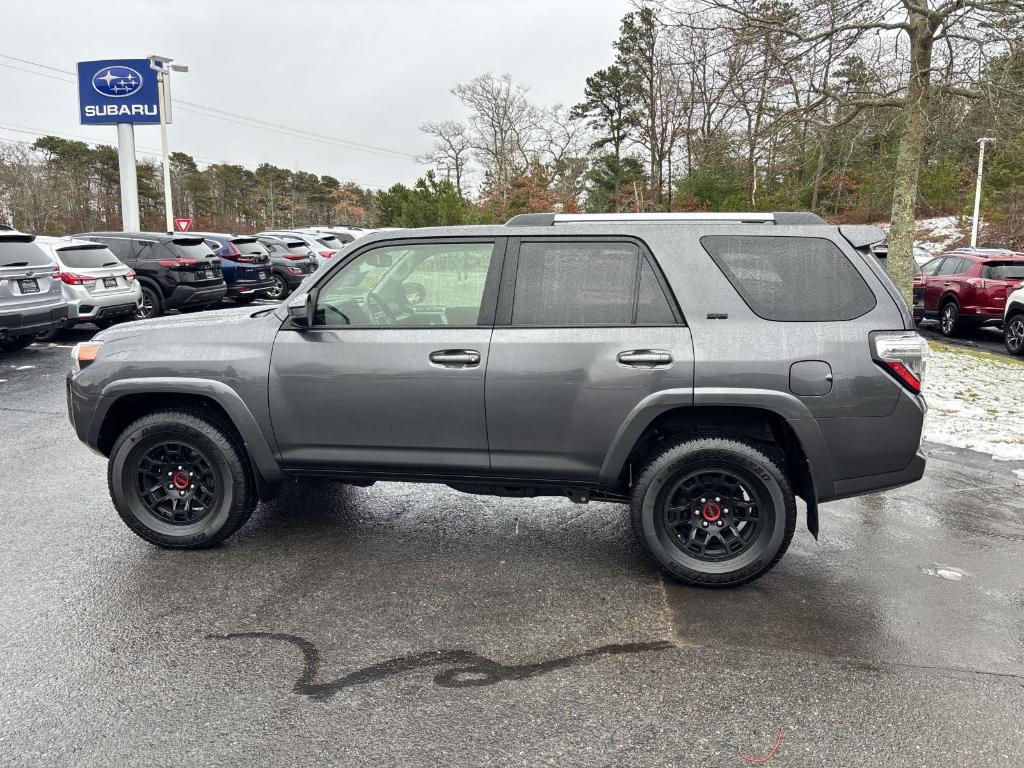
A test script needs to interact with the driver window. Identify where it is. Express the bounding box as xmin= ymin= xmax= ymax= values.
xmin=314 ymin=241 xmax=495 ymax=327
